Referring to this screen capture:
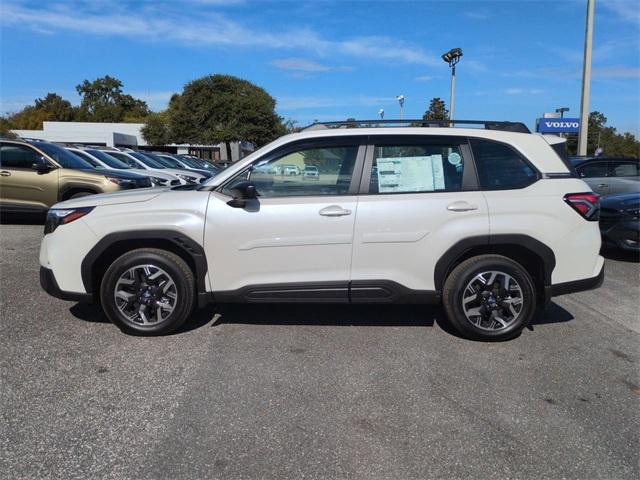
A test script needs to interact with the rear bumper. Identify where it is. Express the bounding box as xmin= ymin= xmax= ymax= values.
xmin=40 ymin=267 xmax=93 ymax=303
xmin=543 ymin=263 xmax=605 ymax=304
